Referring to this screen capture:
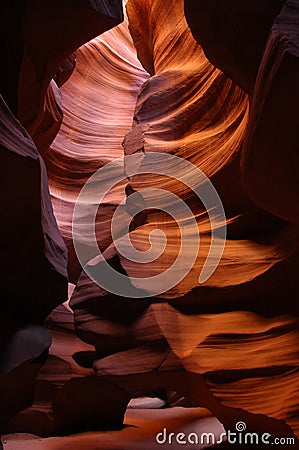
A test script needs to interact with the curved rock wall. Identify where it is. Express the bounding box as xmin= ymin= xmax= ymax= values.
xmin=0 ymin=0 xmax=298 ymax=440
xmin=185 ymin=0 xmax=299 ymax=223
xmin=0 ymin=0 xmax=124 ymax=432
xmin=45 ymin=0 xmax=299 ymax=436
xmin=47 ymin=16 xmax=149 ymax=282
